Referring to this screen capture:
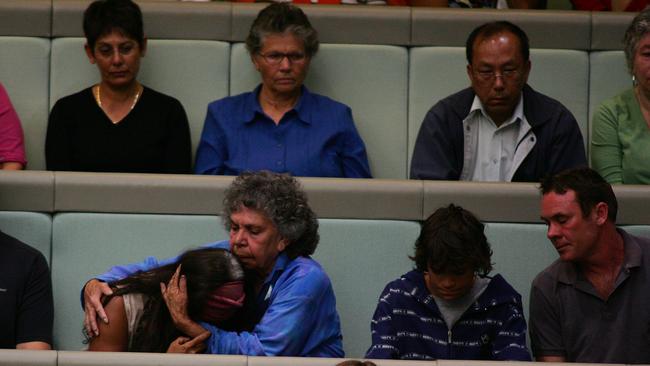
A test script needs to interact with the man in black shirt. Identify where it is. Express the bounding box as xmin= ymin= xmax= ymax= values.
xmin=0 ymin=230 xmax=53 ymax=349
